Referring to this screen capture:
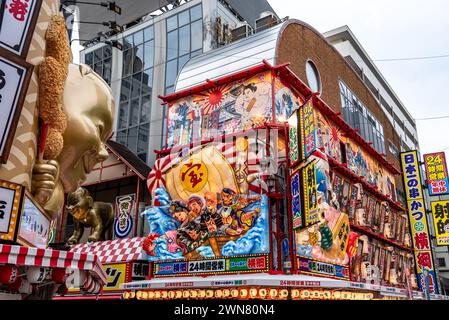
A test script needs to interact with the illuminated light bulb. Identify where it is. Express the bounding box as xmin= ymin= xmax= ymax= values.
xmin=291 ymin=289 xmax=300 ymax=299
xmin=142 ymin=291 xmax=149 ymax=300
xmin=154 ymin=291 xmax=161 ymax=299
xmin=183 ymin=290 xmax=190 ymax=298
xmin=168 ymin=291 xmax=175 ymax=299
xmin=206 ymin=290 xmax=214 ymax=298
xmin=148 ymin=291 xmax=155 ymax=299
xmin=231 ymin=289 xmax=239 ymax=298
xmin=123 ymin=292 xmax=129 ymax=300
xmin=190 ymin=290 xmax=198 ymax=299
xmin=249 ymin=288 xmax=258 ymax=299
xmin=161 ymin=290 xmax=168 ymax=299
xmin=333 ymin=291 xmax=341 ymax=300
xmin=129 ymin=291 xmax=136 ymax=299
xmin=175 ymin=291 xmax=182 ymax=299
xmin=279 ymin=289 xmax=289 ymax=299
xmin=214 ymin=290 xmax=223 ymax=298
xmin=136 ymin=291 xmax=142 ymax=300
xmin=223 ymin=289 xmax=230 ymax=298
xmin=269 ymin=288 xmax=278 ymax=299
xmin=198 ymin=290 xmax=206 ymax=298
xmin=258 ymin=288 xmax=267 ymax=299
xmin=239 ymin=288 xmax=248 ymax=298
